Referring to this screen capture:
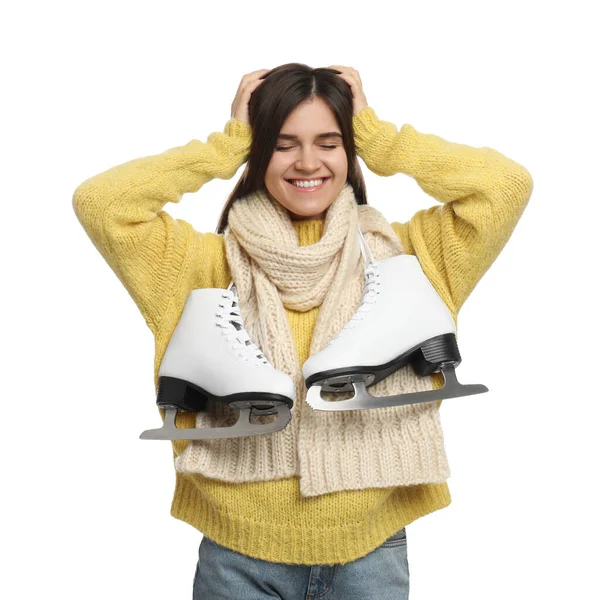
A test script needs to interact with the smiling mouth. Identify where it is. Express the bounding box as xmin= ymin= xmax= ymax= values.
xmin=285 ymin=178 xmax=330 ymax=192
